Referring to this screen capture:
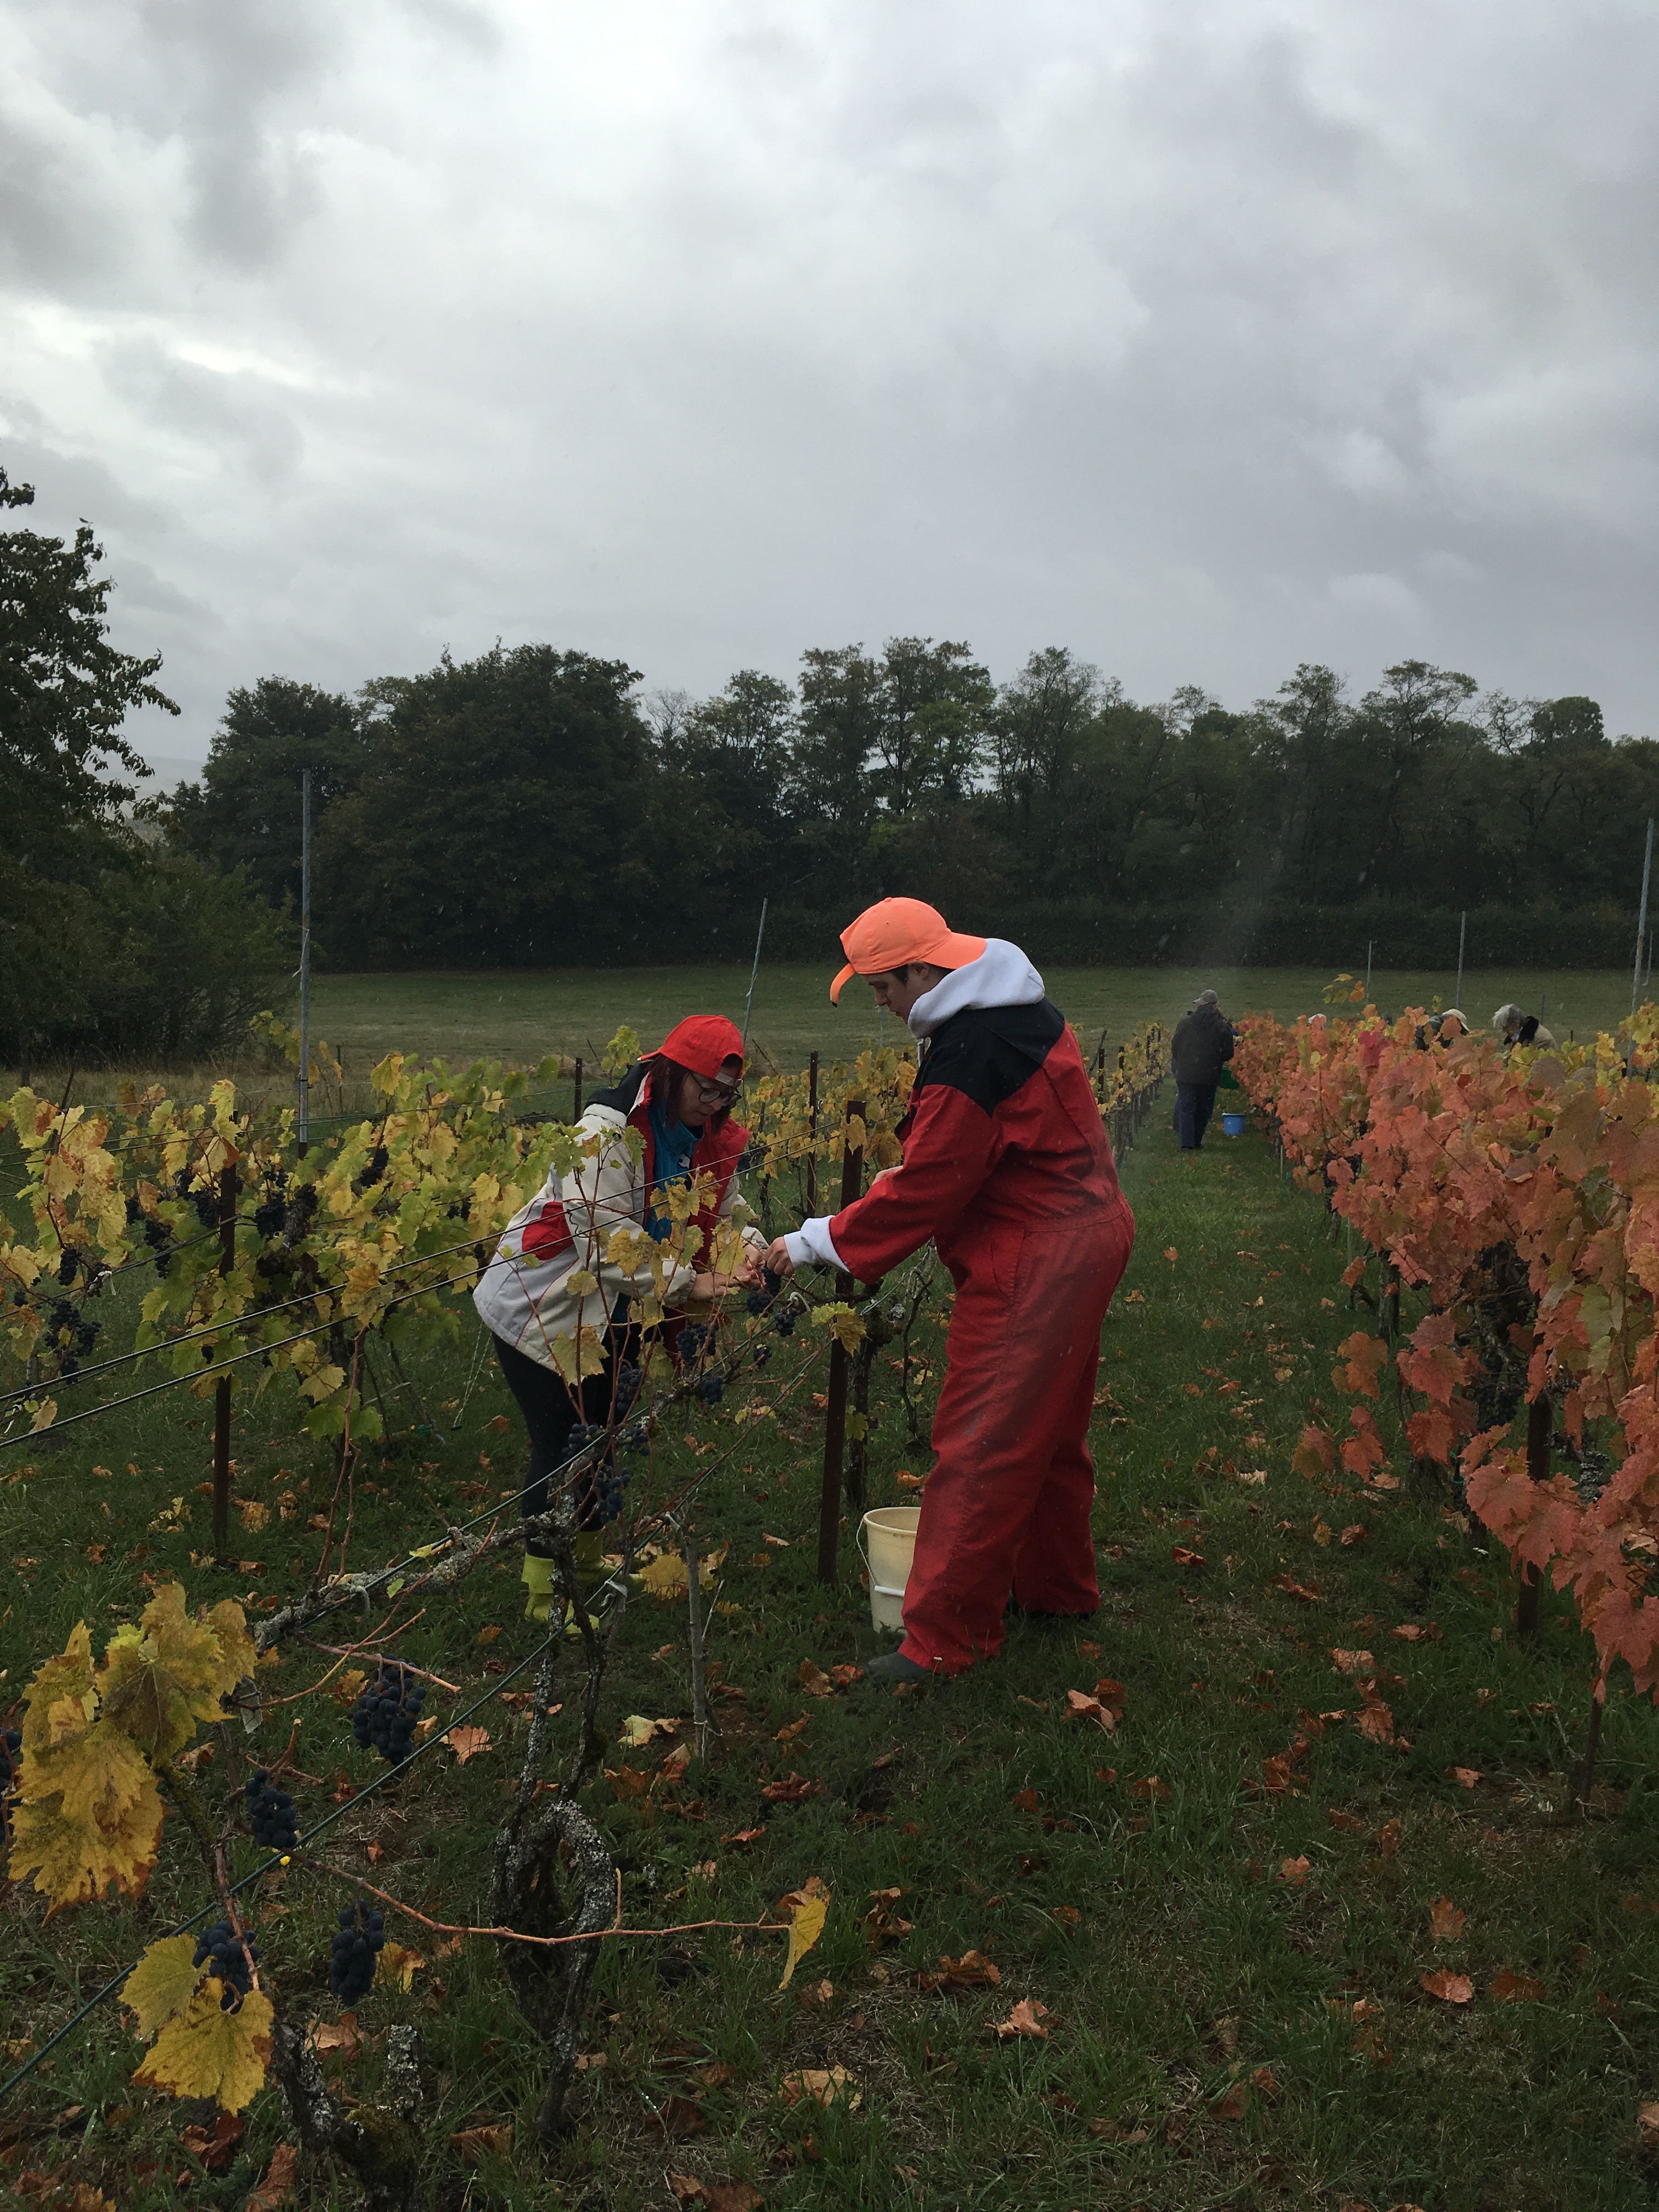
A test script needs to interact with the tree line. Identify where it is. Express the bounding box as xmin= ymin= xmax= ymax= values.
xmin=7 ymin=458 xmax=1655 ymax=1069
xmin=168 ymin=640 xmax=1656 ymax=972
